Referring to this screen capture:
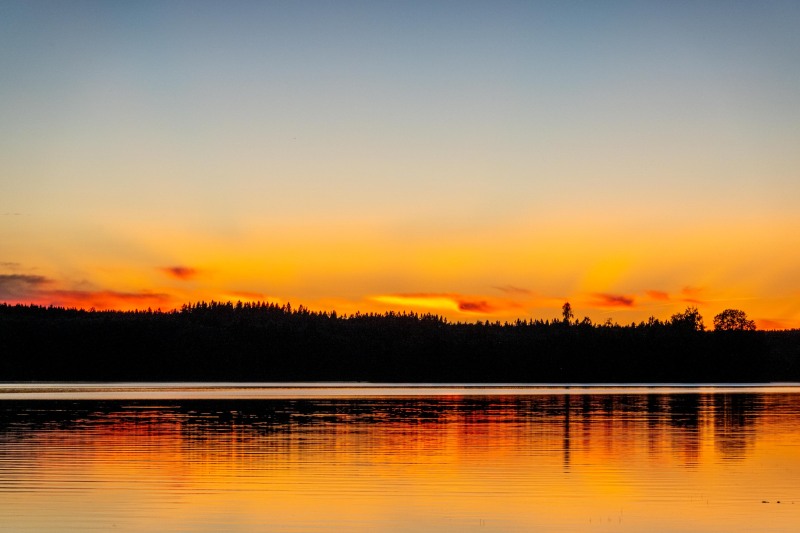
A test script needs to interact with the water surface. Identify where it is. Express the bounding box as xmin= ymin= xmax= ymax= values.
xmin=1 ymin=384 xmax=799 ymax=532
